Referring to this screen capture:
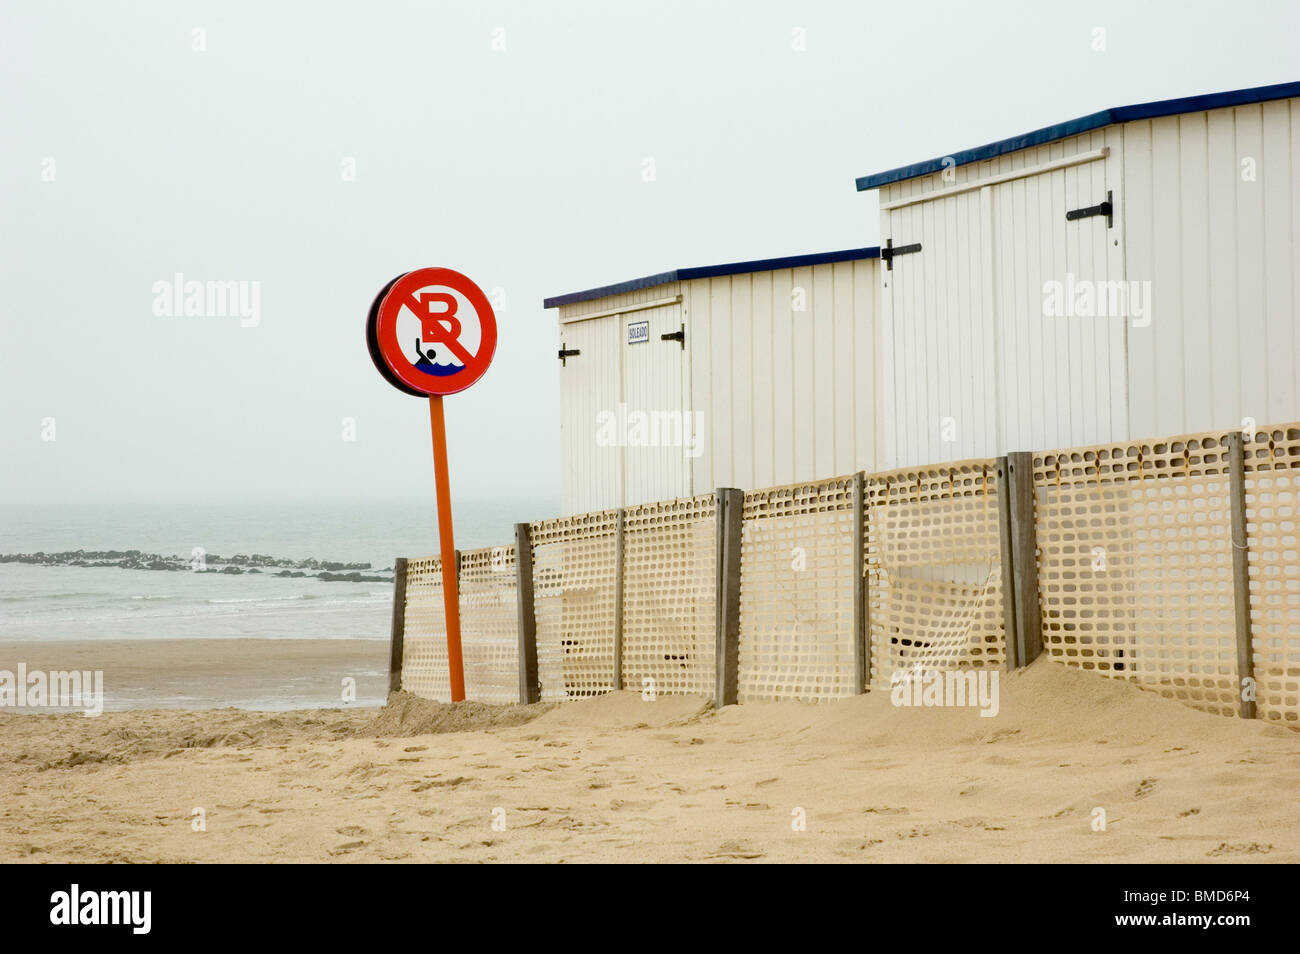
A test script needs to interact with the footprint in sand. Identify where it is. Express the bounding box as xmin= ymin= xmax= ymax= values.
xmin=983 ymin=728 xmax=1021 ymax=744
xmin=1133 ymin=778 xmax=1157 ymax=799
xmin=707 ymin=840 xmax=764 ymax=860
xmin=412 ymin=776 xmax=471 ymax=791
xmin=1207 ymin=842 xmax=1271 ymax=856
xmin=836 ymin=838 xmax=883 ymax=854
xmin=329 ymin=840 xmax=367 ymax=856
